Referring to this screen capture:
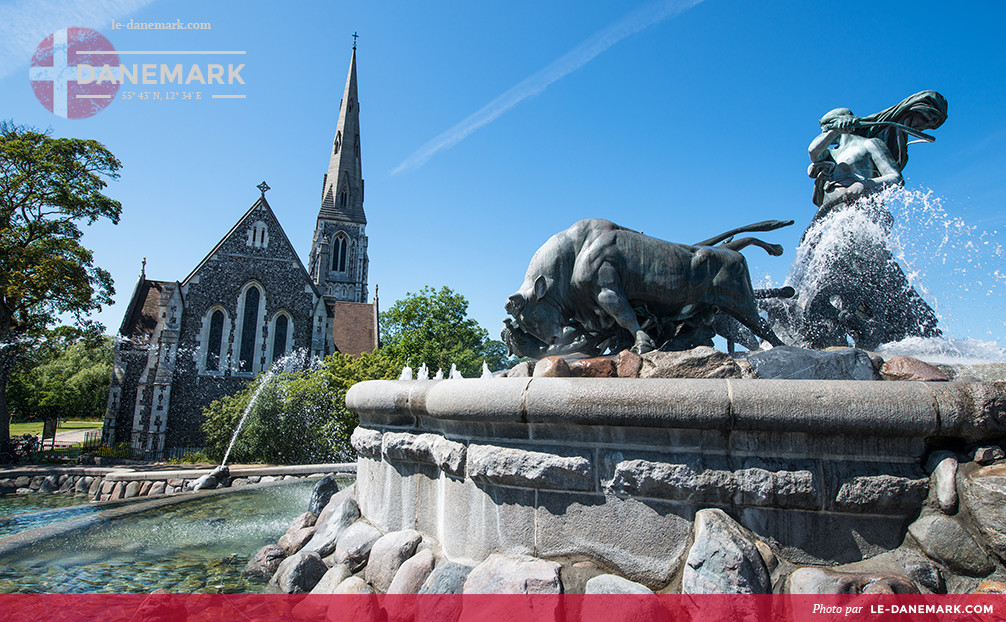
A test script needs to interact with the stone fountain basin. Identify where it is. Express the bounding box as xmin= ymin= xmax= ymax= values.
xmin=346 ymin=377 xmax=1006 ymax=587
